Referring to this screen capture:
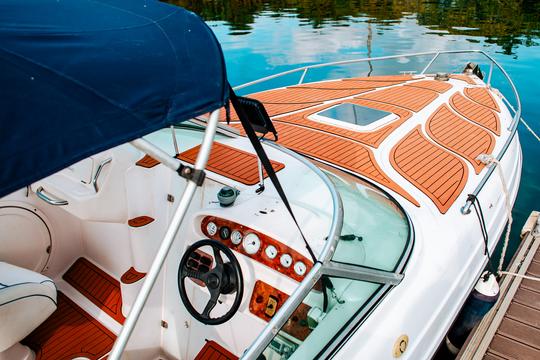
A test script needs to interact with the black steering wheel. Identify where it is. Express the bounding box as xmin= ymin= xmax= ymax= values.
xmin=178 ymin=239 xmax=244 ymax=325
